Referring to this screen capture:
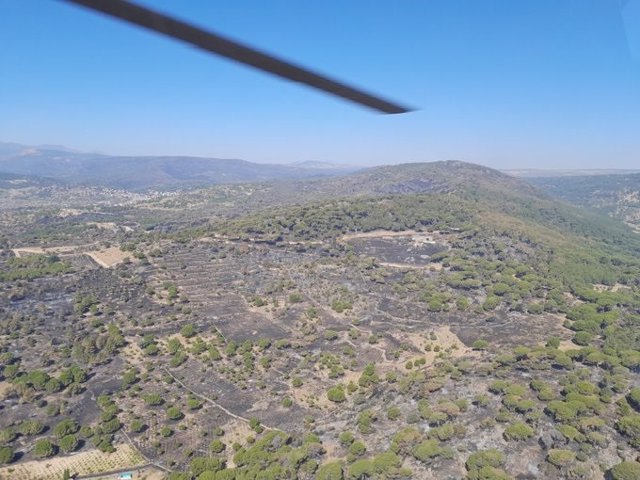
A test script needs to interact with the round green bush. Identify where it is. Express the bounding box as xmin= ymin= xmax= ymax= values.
xmin=609 ymin=461 xmax=640 ymax=480
xmin=546 ymin=449 xmax=575 ymax=467
xmin=316 ymin=461 xmax=343 ymax=480
xmin=0 ymin=446 xmax=14 ymax=465
xmin=209 ymin=439 xmax=225 ymax=453
xmin=503 ymin=422 xmax=534 ymax=441
xmin=59 ymin=434 xmax=79 ymax=453
xmin=166 ymin=406 xmax=184 ymax=421
xmin=327 ymin=386 xmax=346 ymax=403
xmin=33 ymin=439 xmax=56 ymax=458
